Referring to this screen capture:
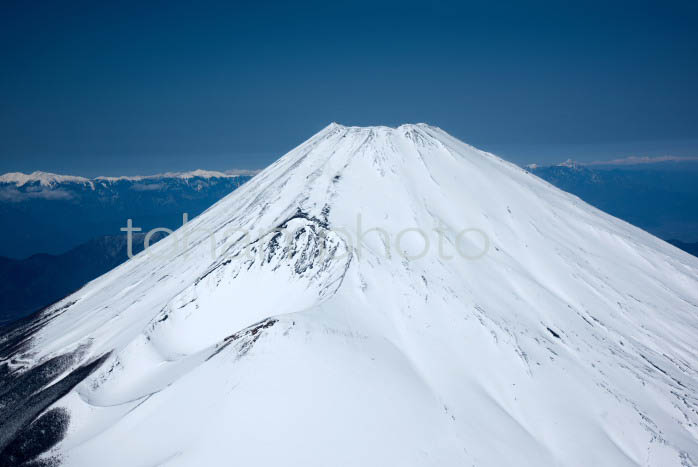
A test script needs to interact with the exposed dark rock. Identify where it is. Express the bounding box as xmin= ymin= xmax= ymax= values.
xmin=207 ymin=318 xmax=278 ymax=361
xmin=0 ymin=408 xmax=69 ymax=467
xmin=0 ymin=306 xmax=111 ymax=466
